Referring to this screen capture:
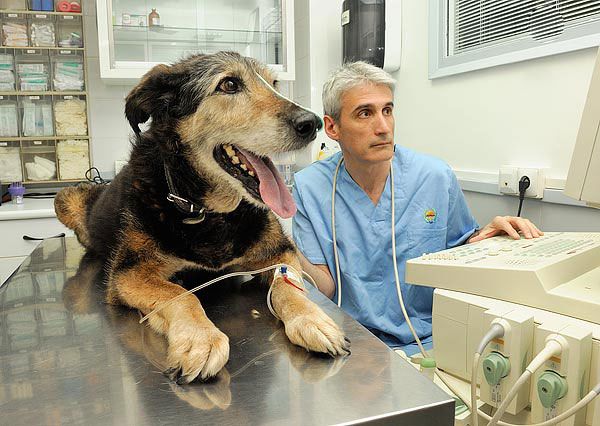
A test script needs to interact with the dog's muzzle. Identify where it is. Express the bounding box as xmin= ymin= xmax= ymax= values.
xmin=291 ymin=110 xmax=322 ymax=141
